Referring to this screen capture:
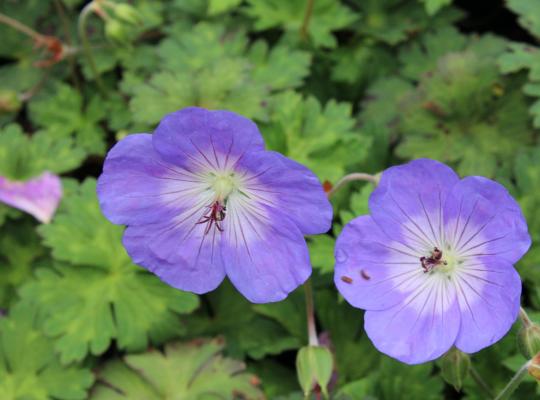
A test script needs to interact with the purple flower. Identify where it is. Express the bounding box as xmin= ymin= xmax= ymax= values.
xmin=97 ymin=107 xmax=332 ymax=303
xmin=0 ymin=172 xmax=62 ymax=223
xmin=334 ymin=159 xmax=531 ymax=364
